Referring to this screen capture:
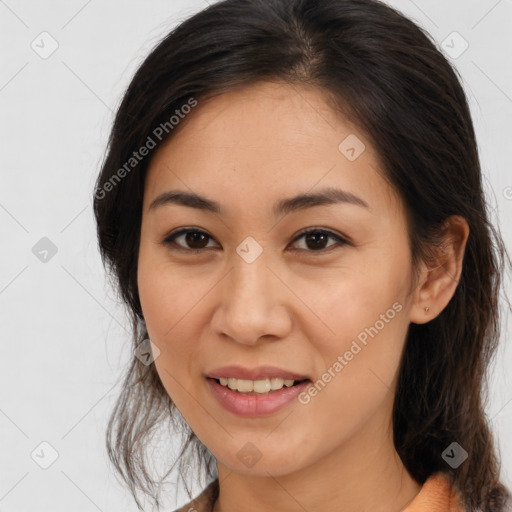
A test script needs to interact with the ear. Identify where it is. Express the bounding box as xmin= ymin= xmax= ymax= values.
xmin=409 ymin=215 xmax=470 ymax=325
